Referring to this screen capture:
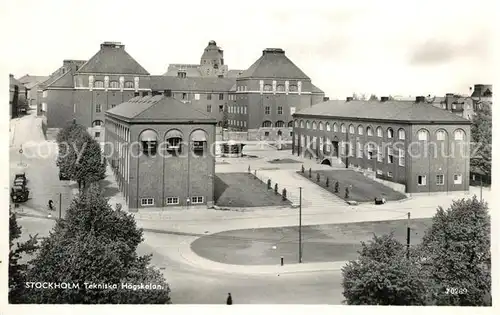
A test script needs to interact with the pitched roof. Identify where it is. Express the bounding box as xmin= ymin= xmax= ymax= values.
xmin=106 ymin=95 xmax=217 ymax=123
xmin=311 ymin=84 xmax=324 ymax=94
xmin=227 ymin=70 xmax=244 ymax=78
xmin=163 ymin=67 xmax=202 ymax=77
xmin=46 ymin=71 xmax=74 ymax=88
xmin=239 ymin=48 xmax=310 ymax=79
xmin=150 ymin=76 xmax=235 ymax=92
xmin=77 ymin=42 xmax=149 ymax=75
xmin=18 ymin=75 xmax=50 ymax=88
xmin=294 ymin=99 xmax=471 ymax=124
